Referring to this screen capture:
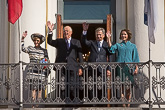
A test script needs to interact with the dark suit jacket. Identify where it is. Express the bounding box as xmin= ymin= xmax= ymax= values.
xmin=48 ymin=33 xmax=83 ymax=71
xmin=81 ymin=34 xmax=110 ymax=62
xmin=81 ymin=34 xmax=110 ymax=73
